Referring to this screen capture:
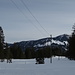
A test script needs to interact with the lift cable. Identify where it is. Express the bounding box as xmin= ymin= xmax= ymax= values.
xmin=20 ymin=0 xmax=50 ymax=35
xmin=10 ymin=0 xmax=45 ymax=36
